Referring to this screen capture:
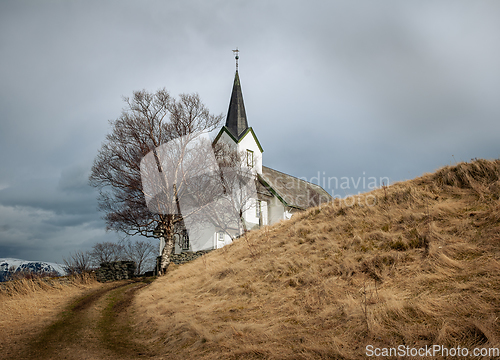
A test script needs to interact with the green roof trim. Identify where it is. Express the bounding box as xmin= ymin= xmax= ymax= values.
xmin=239 ymin=127 xmax=264 ymax=153
xmin=213 ymin=126 xmax=237 ymax=144
xmin=212 ymin=126 xmax=264 ymax=153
